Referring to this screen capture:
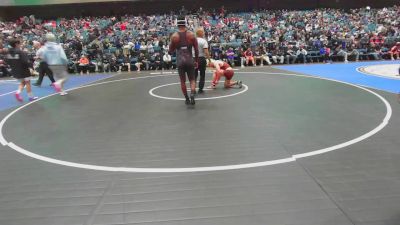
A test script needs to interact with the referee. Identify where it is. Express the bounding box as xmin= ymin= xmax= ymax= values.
xmin=194 ymin=27 xmax=209 ymax=94
xmin=33 ymin=41 xmax=56 ymax=87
